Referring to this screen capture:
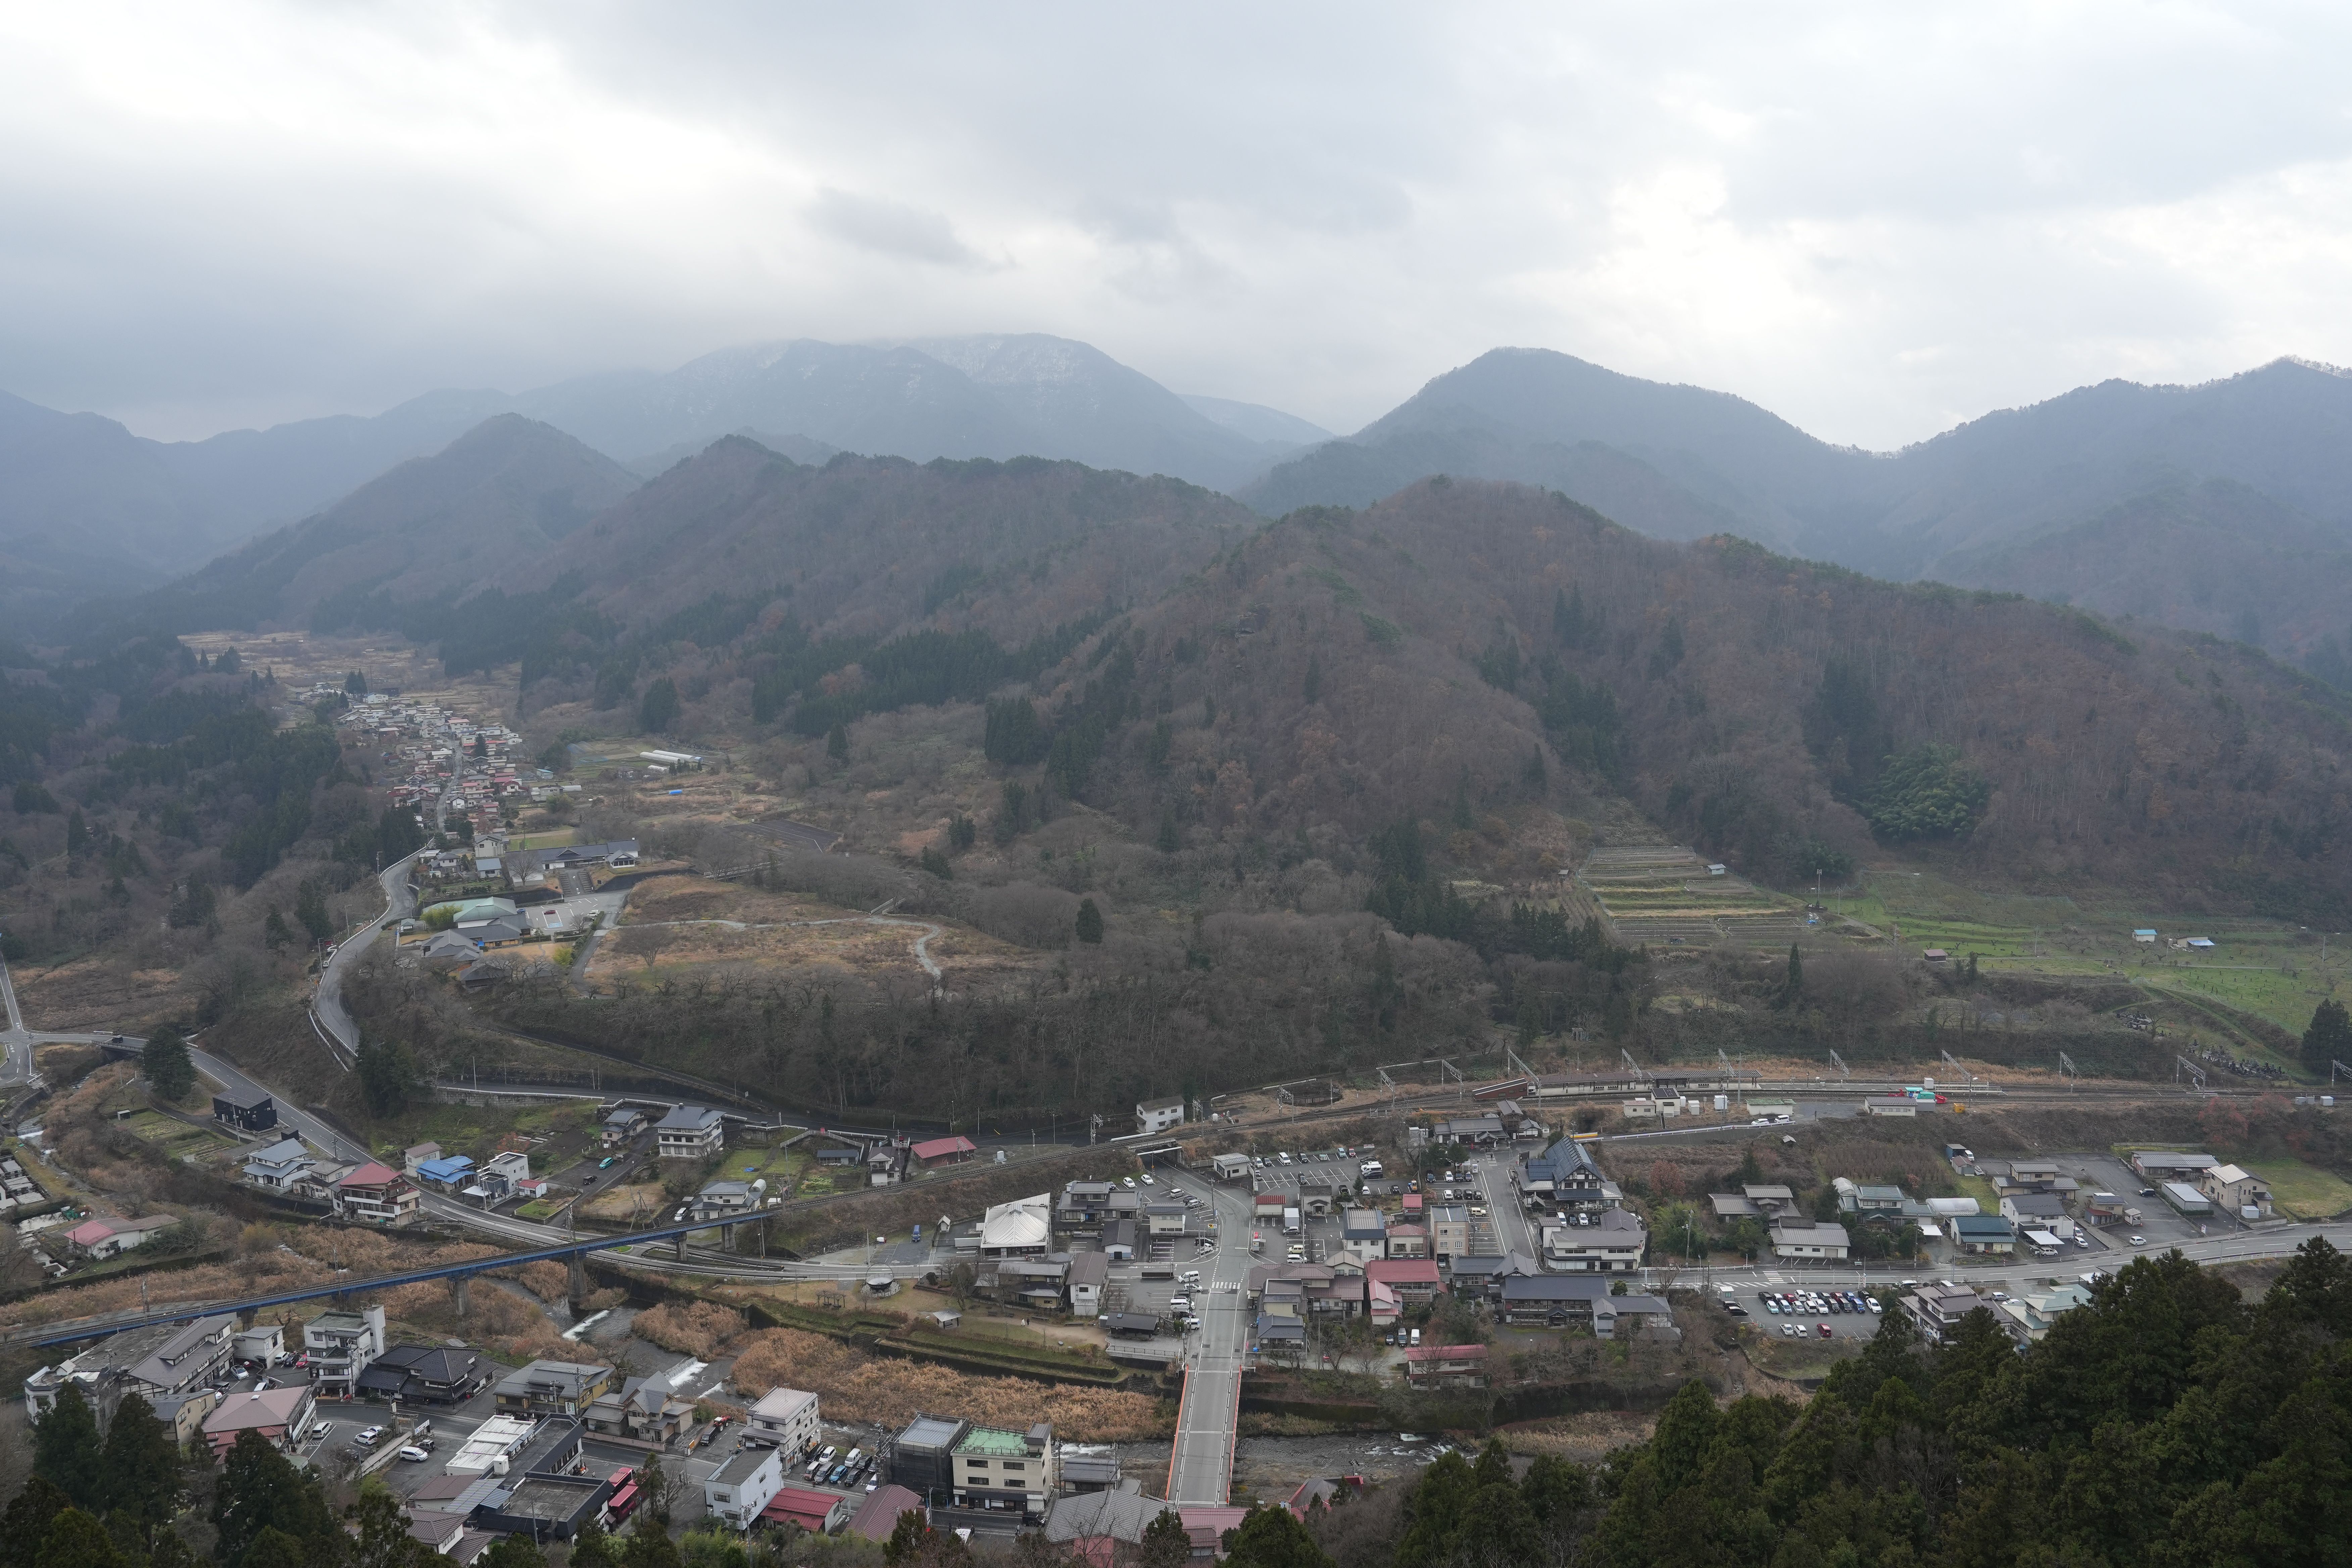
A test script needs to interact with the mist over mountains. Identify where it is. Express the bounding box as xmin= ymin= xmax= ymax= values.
xmin=0 ymin=334 xmax=1315 ymax=627
xmin=15 ymin=337 xmax=2352 ymax=675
